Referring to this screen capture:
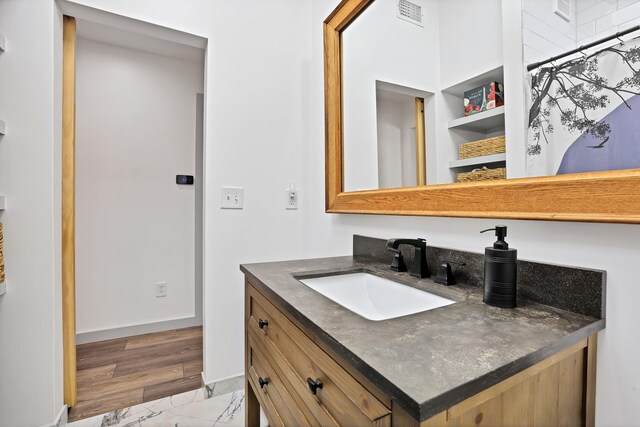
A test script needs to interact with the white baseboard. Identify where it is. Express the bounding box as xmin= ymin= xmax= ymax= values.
xmin=40 ymin=404 xmax=67 ymax=427
xmin=203 ymin=373 xmax=244 ymax=398
xmin=76 ymin=316 xmax=201 ymax=344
